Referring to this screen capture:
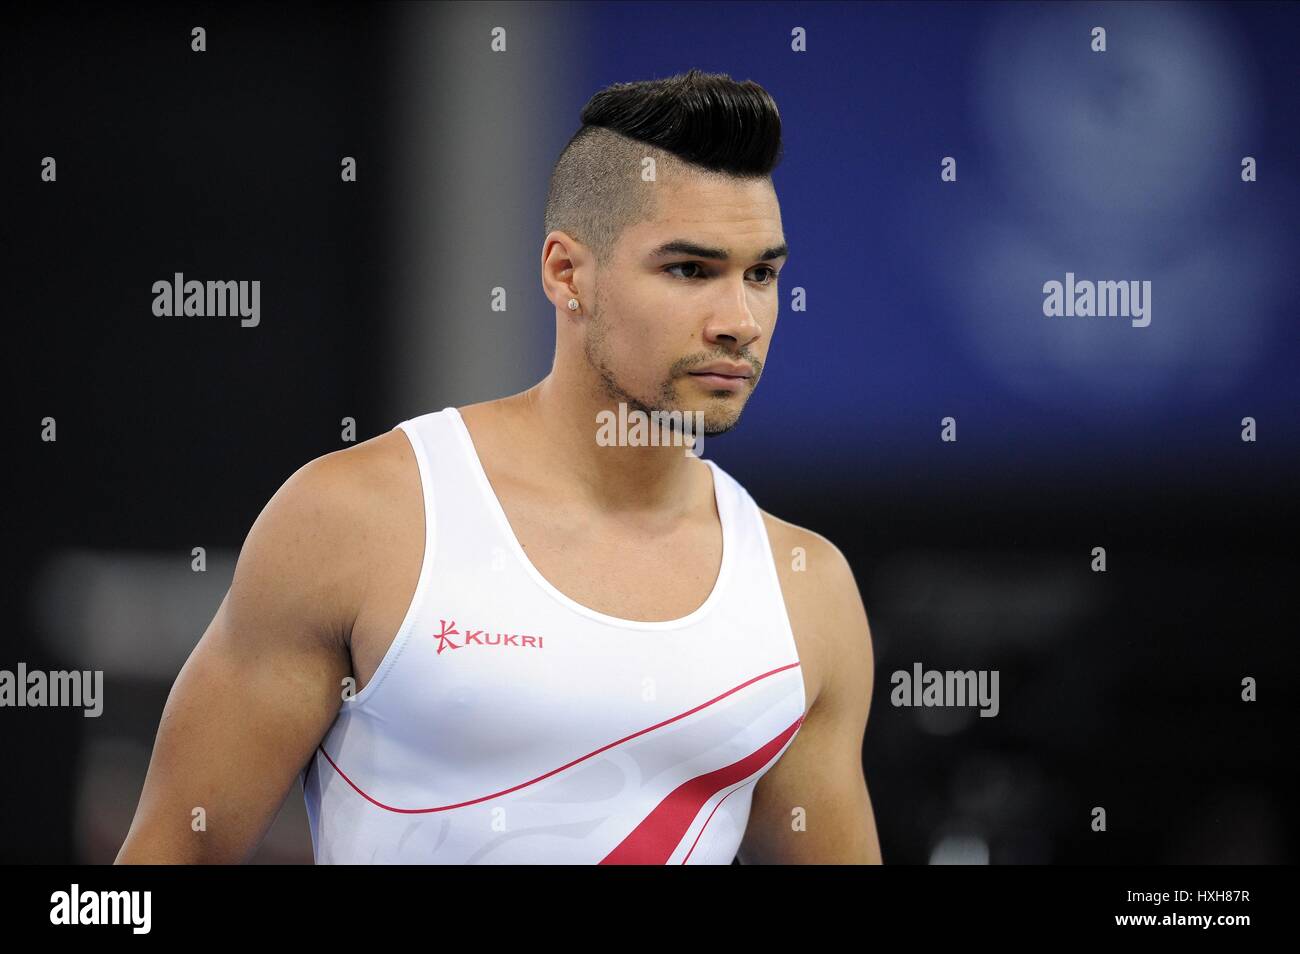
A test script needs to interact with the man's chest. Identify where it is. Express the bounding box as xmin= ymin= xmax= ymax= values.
xmin=345 ymin=491 xmax=826 ymax=714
